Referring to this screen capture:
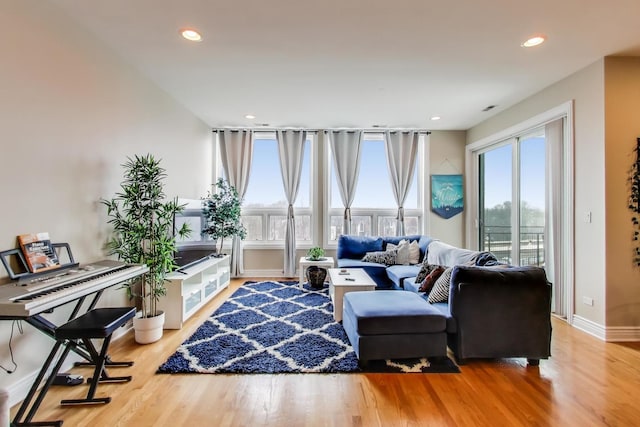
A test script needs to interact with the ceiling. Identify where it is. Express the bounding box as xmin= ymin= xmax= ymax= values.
xmin=48 ymin=0 xmax=640 ymax=130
